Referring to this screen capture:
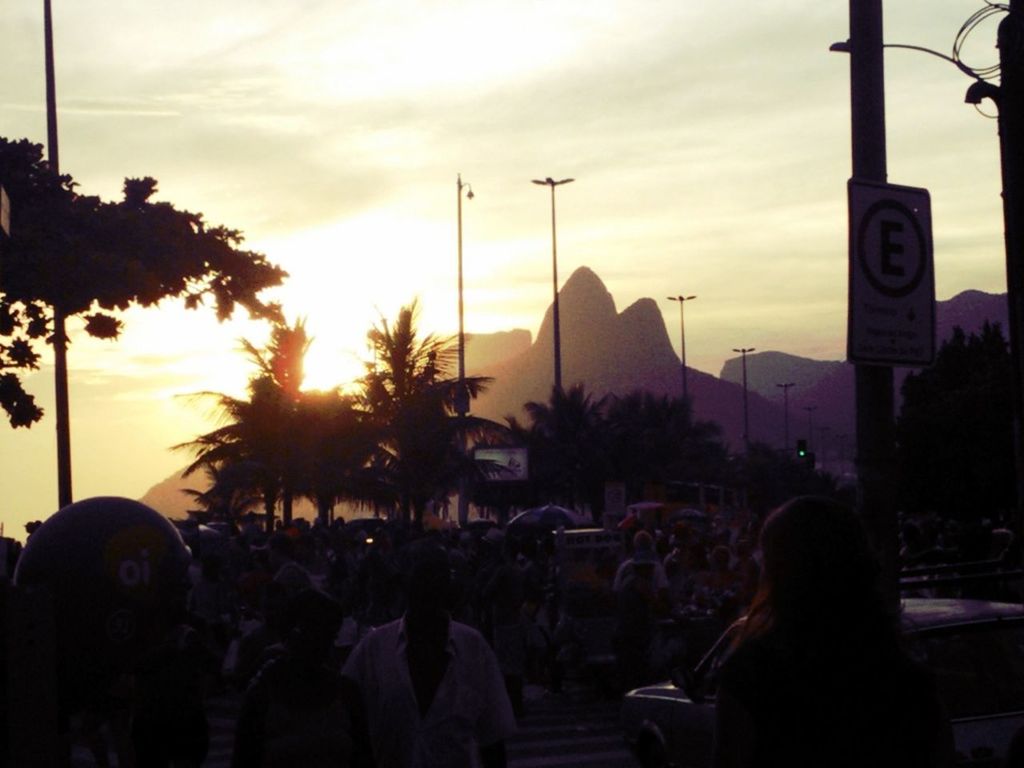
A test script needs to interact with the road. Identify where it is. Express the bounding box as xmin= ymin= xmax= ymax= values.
xmin=204 ymin=682 xmax=636 ymax=768
xmin=70 ymin=681 xmax=636 ymax=767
